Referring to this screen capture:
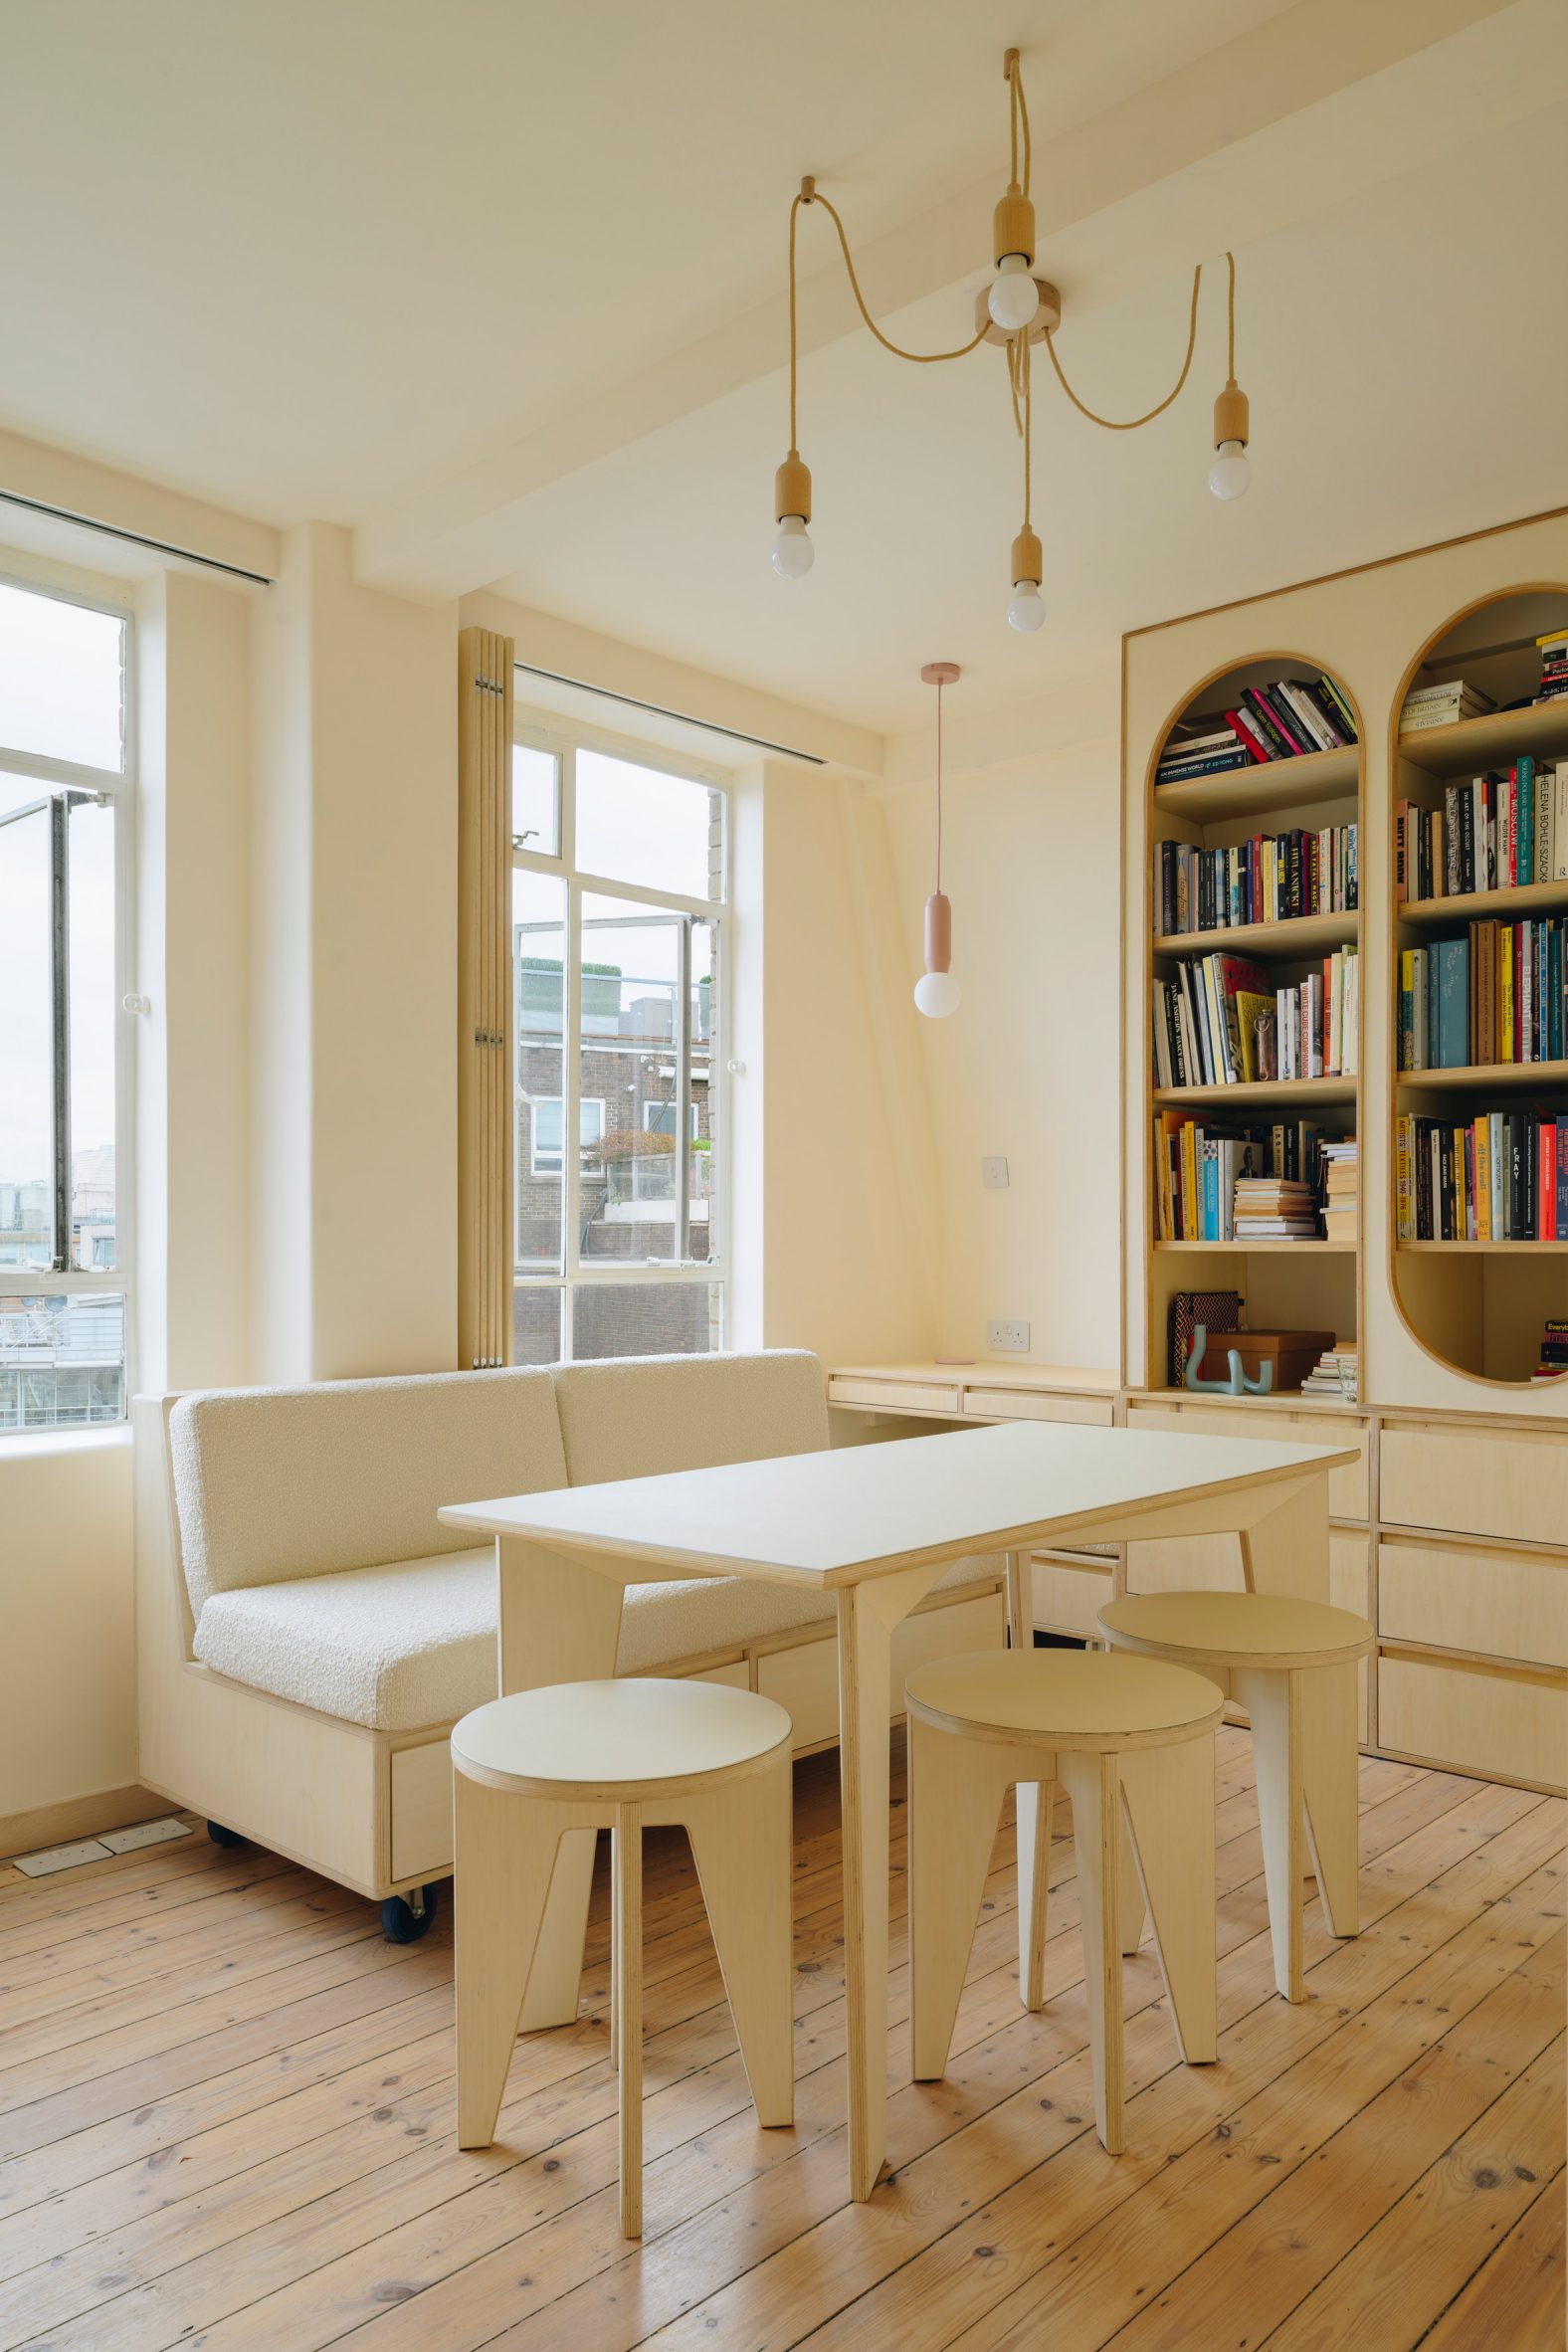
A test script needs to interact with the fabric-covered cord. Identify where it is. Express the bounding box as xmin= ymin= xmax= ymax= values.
xmin=1043 ymin=264 xmax=1204 ymax=430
